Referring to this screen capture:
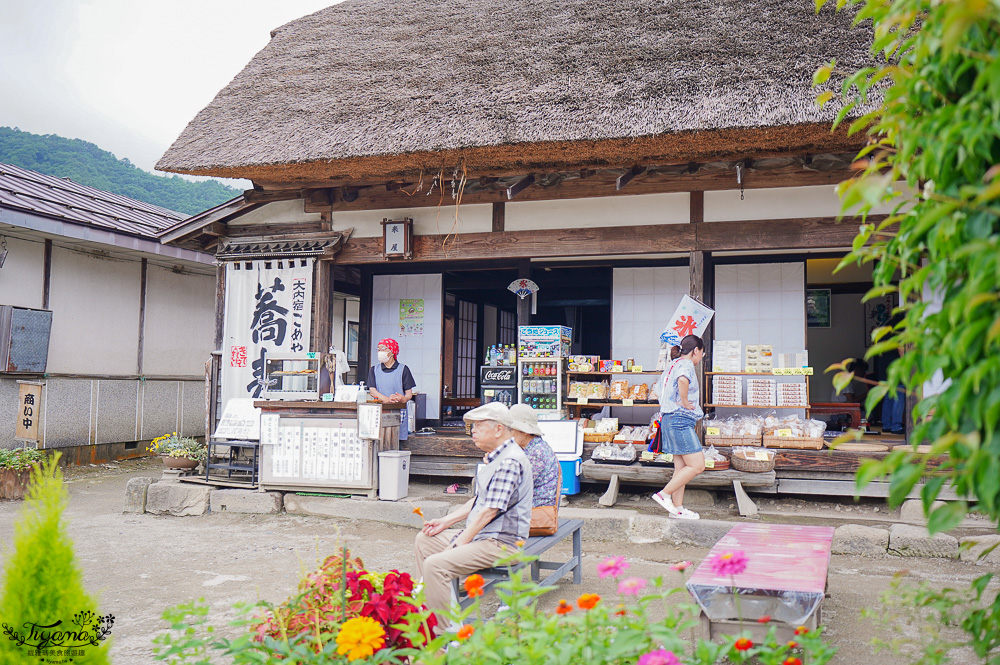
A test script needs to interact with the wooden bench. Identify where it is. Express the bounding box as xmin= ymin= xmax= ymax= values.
xmin=450 ymin=518 xmax=583 ymax=609
xmin=581 ymin=459 xmax=776 ymax=517
xmin=686 ymin=523 xmax=834 ymax=642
